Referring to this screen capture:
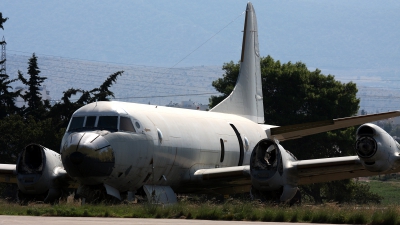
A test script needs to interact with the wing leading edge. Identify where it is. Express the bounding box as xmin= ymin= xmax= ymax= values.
xmin=0 ymin=164 xmax=17 ymax=184
xmin=270 ymin=111 xmax=400 ymax=141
